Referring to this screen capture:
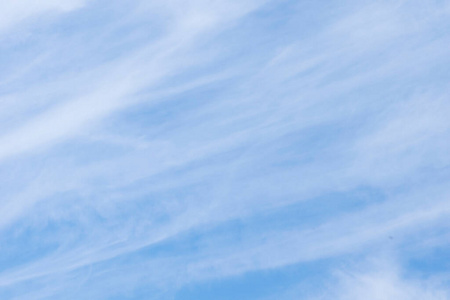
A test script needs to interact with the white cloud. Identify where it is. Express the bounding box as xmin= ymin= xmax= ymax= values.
xmin=0 ymin=0 xmax=449 ymax=298
xmin=322 ymin=259 xmax=449 ymax=300
xmin=0 ymin=0 xmax=85 ymax=33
